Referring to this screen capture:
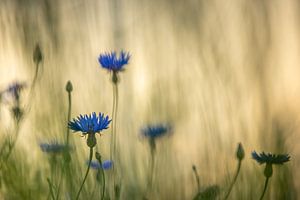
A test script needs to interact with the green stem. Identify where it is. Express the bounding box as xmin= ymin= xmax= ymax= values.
xmin=110 ymin=83 xmax=118 ymax=161
xmin=192 ymin=165 xmax=200 ymax=192
xmin=113 ymin=83 xmax=118 ymax=166
xmin=149 ymin=139 xmax=156 ymax=189
xmin=55 ymin=178 xmax=62 ymax=200
xmin=224 ymin=160 xmax=242 ymax=200
xmin=0 ymin=123 xmax=20 ymax=169
xmin=27 ymin=62 xmax=40 ymax=103
xmin=99 ymin=159 xmax=106 ymax=200
xmin=31 ymin=63 xmax=39 ymax=90
xmin=110 ymin=82 xmax=118 ymax=189
xmin=66 ymin=91 xmax=72 ymax=145
xmin=47 ymin=178 xmax=56 ymax=200
xmin=75 ymin=147 xmax=93 ymax=200
xmin=259 ymin=177 xmax=269 ymax=200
